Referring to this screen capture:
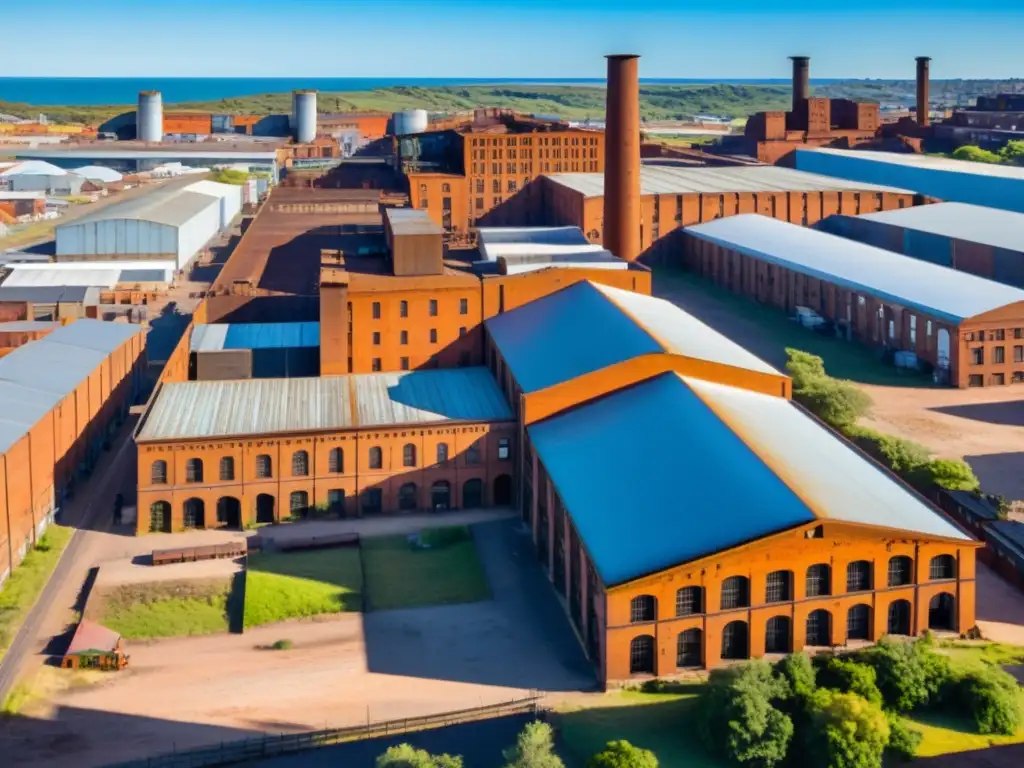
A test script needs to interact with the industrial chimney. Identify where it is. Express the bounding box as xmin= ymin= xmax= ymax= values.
xmin=603 ymin=54 xmax=641 ymax=262
xmin=137 ymin=91 xmax=163 ymax=143
xmin=292 ymin=90 xmax=318 ymax=144
xmin=916 ymin=57 xmax=931 ymax=127
xmin=790 ymin=56 xmax=811 ymax=115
